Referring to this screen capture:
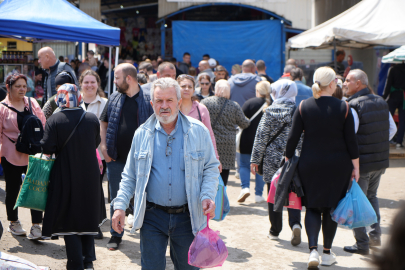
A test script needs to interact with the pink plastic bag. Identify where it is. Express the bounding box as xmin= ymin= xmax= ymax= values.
xmin=267 ymin=173 xmax=302 ymax=210
xmin=188 ymin=214 xmax=228 ymax=268
xmin=267 ymin=174 xmax=280 ymax=204
xmin=96 ymin=149 xmax=103 ymax=174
